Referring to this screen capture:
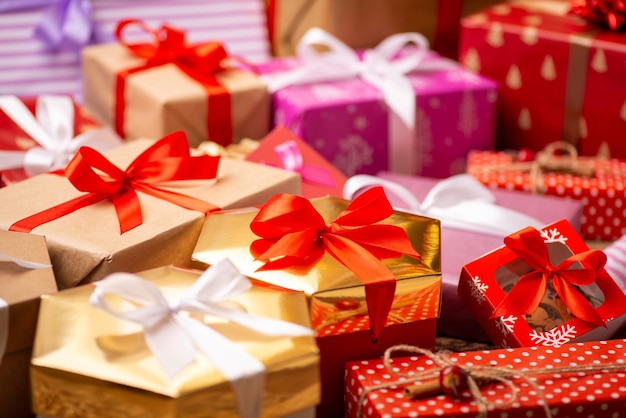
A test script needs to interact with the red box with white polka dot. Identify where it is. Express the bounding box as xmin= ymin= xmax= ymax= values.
xmin=345 ymin=339 xmax=626 ymax=418
xmin=466 ymin=149 xmax=626 ymax=241
xmin=458 ymin=218 xmax=626 ymax=349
